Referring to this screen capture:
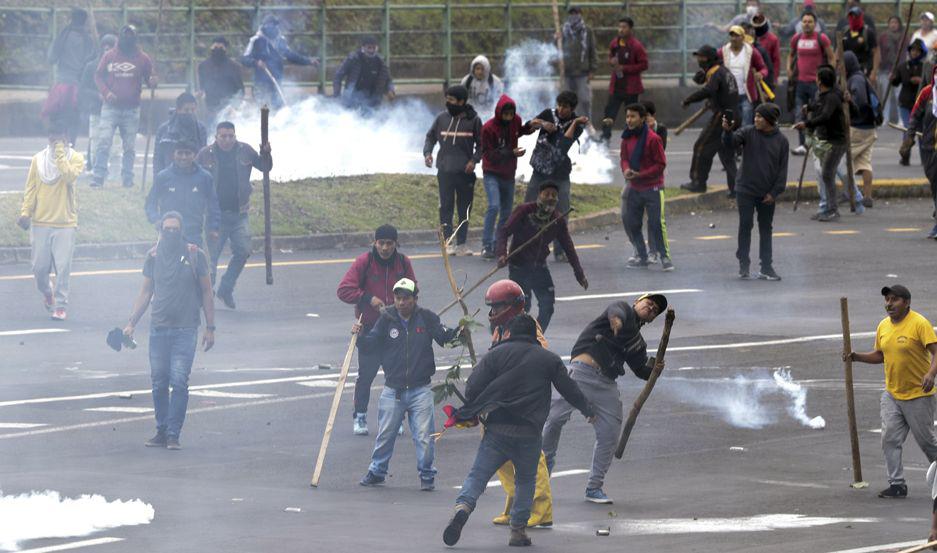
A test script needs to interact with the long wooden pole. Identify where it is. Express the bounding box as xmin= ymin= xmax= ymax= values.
xmin=835 ymin=32 xmax=858 ymax=213
xmin=311 ymin=315 xmax=363 ymax=487
xmin=897 ymin=540 xmax=937 ymax=553
xmin=792 ymin=145 xmax=811 ymax=212
xmin=437 ymin=228 xmax=476 ymax=365
xmin=551 ymin=0 xmax=565 ymax=80
xmin=674 ymin=106 xmax=707 ymax=135
xmin=880 ymin=0 xmax=916 ymax=117
xmin=841 ymin=297 xmax=867 ymax=488
xmin=141 ymin=0 xmax=165 ymax=194
xmin=261 ymin=105 xmax=273 ymax=285
xmin=615 ymin=308 xmax=675 ymax=459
